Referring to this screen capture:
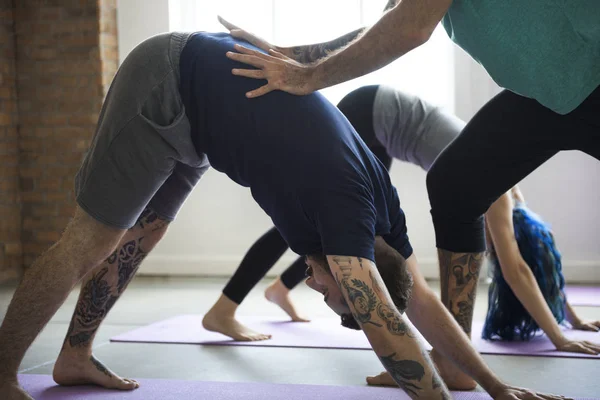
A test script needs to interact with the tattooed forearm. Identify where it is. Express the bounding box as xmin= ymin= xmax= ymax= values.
xmin=438 ymin=250 xmax=483 ymax=337
xmin=369 ymin=270 xmax=385 ymax=294
xmin=291 ymin=29 xmax=364 ymax=64
xmin=377 ymin=303 xmax=416 ymax=337
xmin=379 ymin=353 xmax=425 ymax=397
xmin=342 ymin=278 xmax=382 ymax=327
